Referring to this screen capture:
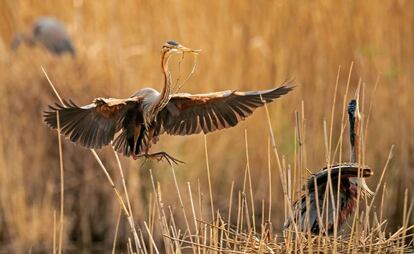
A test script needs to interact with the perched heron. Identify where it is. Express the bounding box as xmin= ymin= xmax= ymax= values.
xmin=44 ymin=41 xmax=294 ymax=164
xmin=284 ymin=99 xmax=373 ymax=234
xmin=11 ymin=17 xmax=75 ymax=56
